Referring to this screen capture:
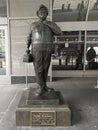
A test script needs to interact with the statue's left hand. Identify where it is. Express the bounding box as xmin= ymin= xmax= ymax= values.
xmin=26 ymin=49 xmax=30 ymax=54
